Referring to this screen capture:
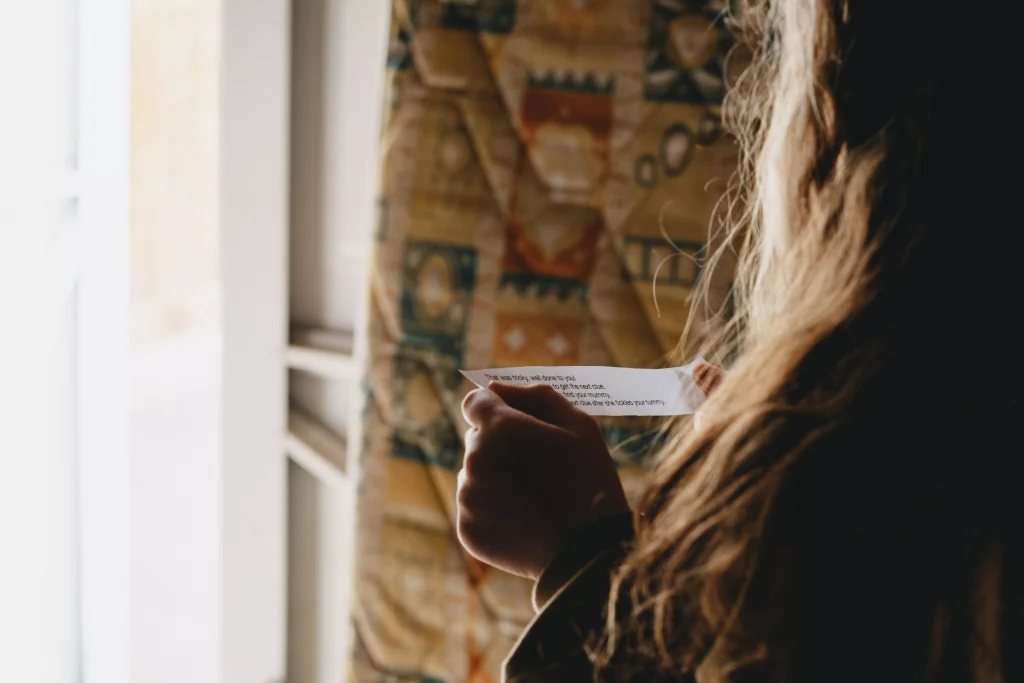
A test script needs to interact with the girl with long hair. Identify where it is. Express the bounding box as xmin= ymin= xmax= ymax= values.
xmin=457 ymin=1 xmax=1022 ymax=681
